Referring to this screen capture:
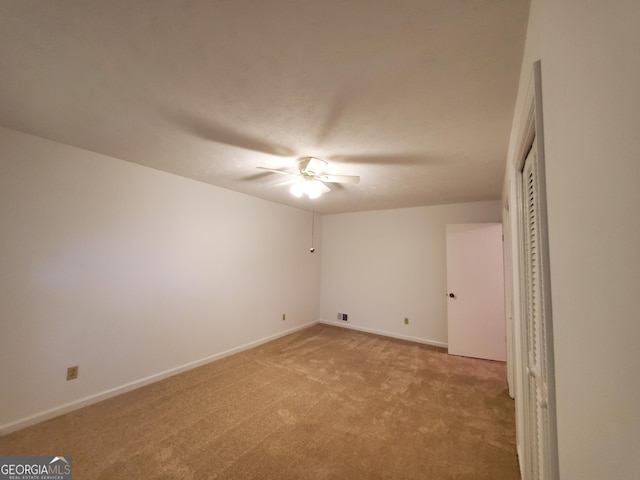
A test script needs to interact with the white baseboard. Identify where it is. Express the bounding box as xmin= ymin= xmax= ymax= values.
xmin=0 ymin=321 xmax=317 ymax=436
xmin=319 ymin=319 xmax=448 ymax=349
